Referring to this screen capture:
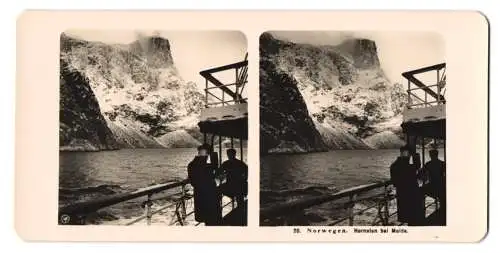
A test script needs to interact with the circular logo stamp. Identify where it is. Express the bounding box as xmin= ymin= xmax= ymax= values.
xmin=60 ymin=214 xmax=71 ymax=224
